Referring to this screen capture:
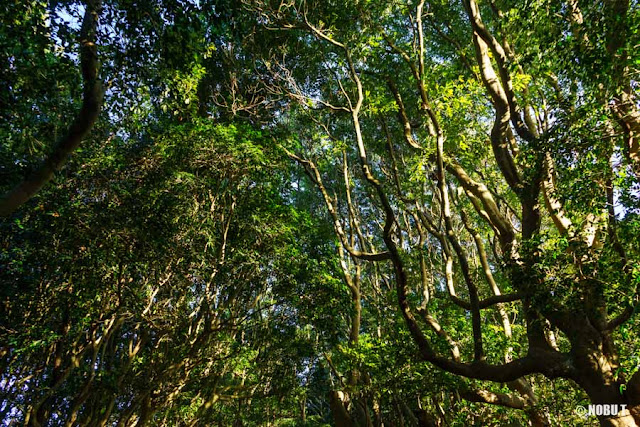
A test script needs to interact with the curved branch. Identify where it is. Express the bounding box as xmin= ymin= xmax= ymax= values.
xmin=446 ymin=160 xmax=515 ymax=251
xmin=0 ymin=0 xmax=104 ymax=217
xmin=605 ymin=300 xmax=638 ymax=331
xmin=283 ymin=147 xmax=391 ymax=262
xmin=541 ymin=152 xmax=573 ymax=236
xmin=460 ymin=388 xmax=526 ymax=409
xmin=386 ymin=78 xmax=422 ymax=150
xmin=464 ymin=0 xmax=536 ymax=143
xmin=468 ymin=29 xmax=521 ymax=193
